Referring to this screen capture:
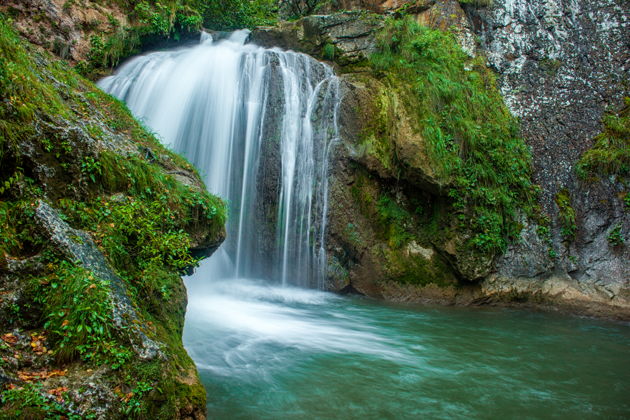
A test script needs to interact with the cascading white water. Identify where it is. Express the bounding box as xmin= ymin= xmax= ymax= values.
xmin=99 ymin=31 xmax=340 ymax=288
xmin=93 ymin=31 xmax=630 ymax=420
